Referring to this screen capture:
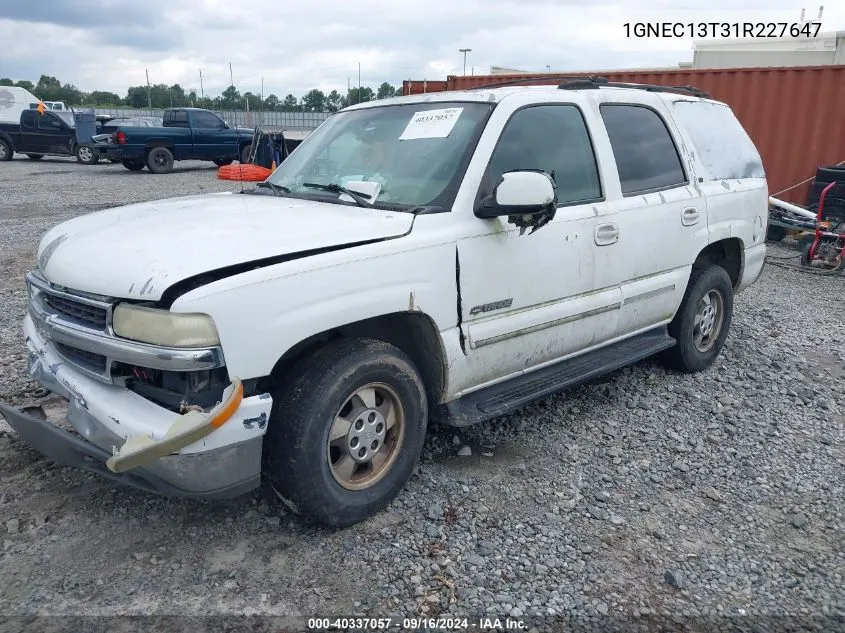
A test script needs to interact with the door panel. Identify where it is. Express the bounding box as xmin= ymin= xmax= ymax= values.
xmin=457 ymin=102 xmax=619 ymax=387
xmin=592 ymin=103 xmax=709 ymax=337
xmin=36 ymin=114 xmax=72 ymax=154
